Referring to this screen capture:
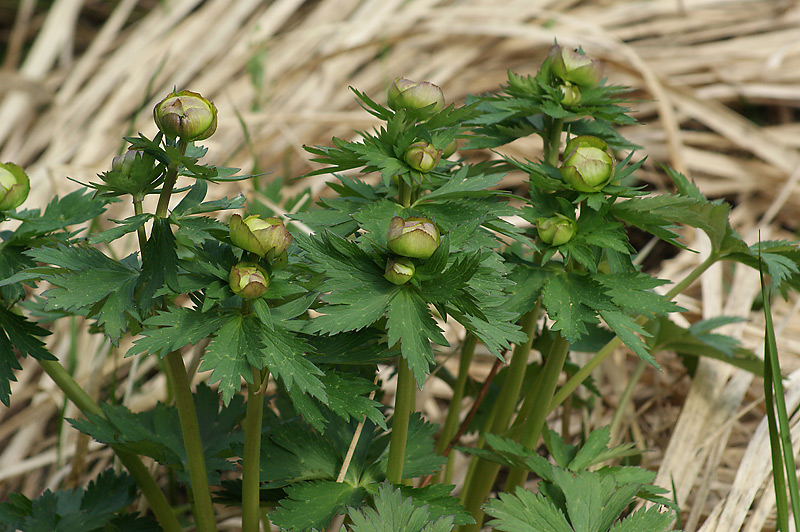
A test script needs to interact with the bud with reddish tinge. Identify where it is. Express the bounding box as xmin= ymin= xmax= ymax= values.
xmin=229 ymin=262 xmax=269 ymax=299
xmin=229 ymin=214 xmax=292 ymax=261
xmin=548 ymin=45 xmax=603 ymax=88
xmin=387 ymin=216 xmax=440 ymax=259
xmin=387 ymin=77 xmax=445 ymax=118
xmin=384 ymin=256 xmax=415 ymax=285
xmin=154 ymin=90 xmax=217 ymax=141
xmin=560 ymin=136 xmax=615 ymax=193
xmin=404 ymin=141 xmax=442 ymax=172
xmin=0 ymin=163 xmax=29 ymax=211
xmin=536 ymin=214 xmax=577 ymax=246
